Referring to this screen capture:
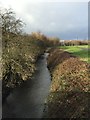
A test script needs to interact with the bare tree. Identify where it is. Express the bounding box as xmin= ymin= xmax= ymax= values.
xmin=0 ymin=8 xmax=24 ymax=35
